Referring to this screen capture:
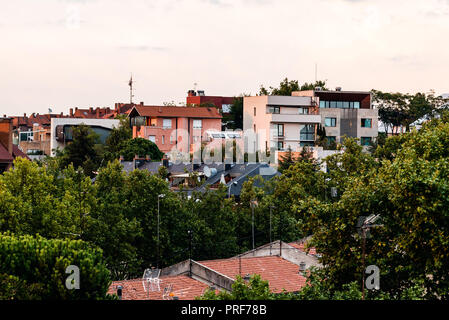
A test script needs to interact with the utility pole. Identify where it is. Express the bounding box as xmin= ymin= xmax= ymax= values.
xmin=128 ymin=74 xmax=134 ymax=104
xmin=188 ymin=230 xmax=193 ymax=277
xmin=157 ymin=194 xmax=165 ymax=269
